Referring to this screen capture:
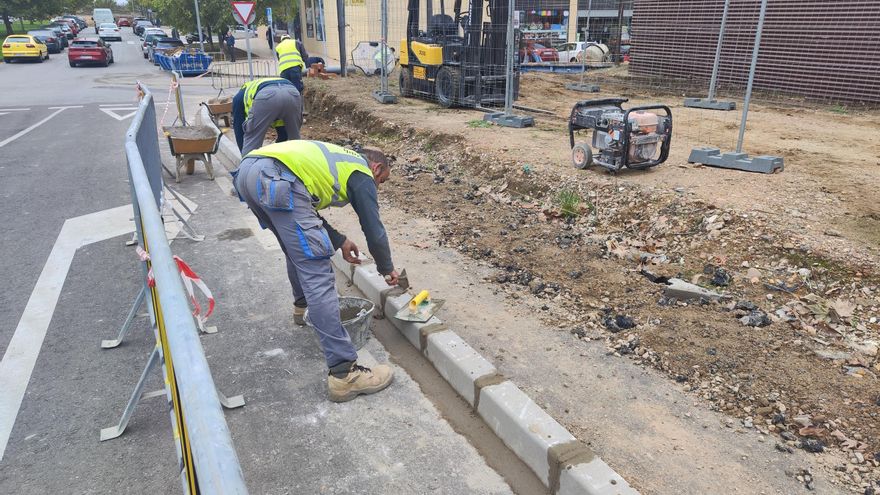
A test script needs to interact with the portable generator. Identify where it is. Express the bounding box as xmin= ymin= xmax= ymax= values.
xmin=568 ymin=98 xmax=672 ymax=172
